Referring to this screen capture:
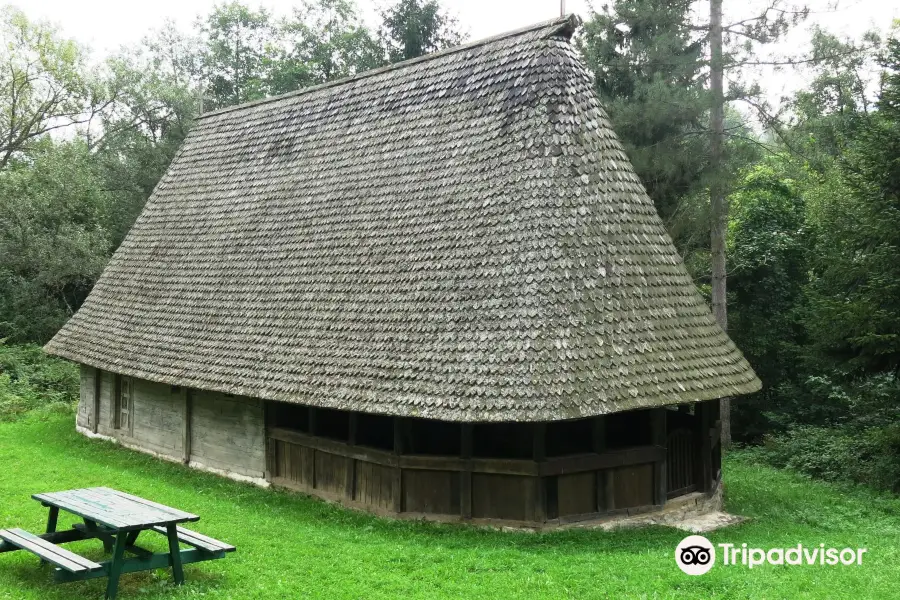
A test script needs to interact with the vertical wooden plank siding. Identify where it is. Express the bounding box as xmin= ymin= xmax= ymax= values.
xmin=651 ymin=408 xmax=667 ymax=505
xmin=92 ymin=367 xmax=102 ymax=434
xmin=460 ymin=423 xmax=473 ymax=519
xmin=182 ymin=389 xmax=192 ymax=465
